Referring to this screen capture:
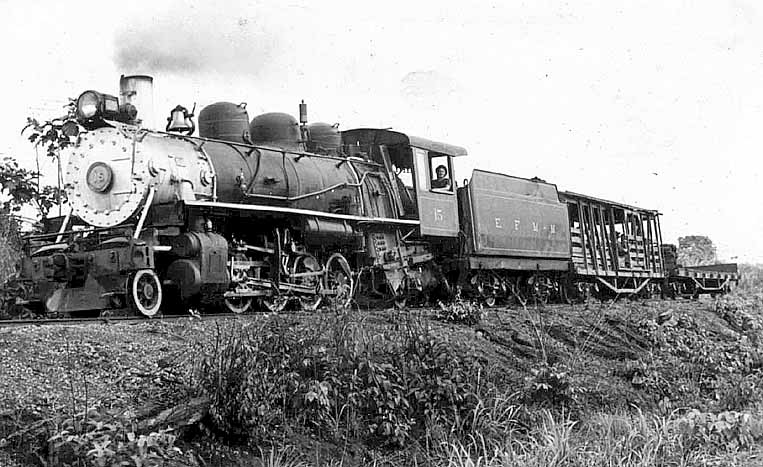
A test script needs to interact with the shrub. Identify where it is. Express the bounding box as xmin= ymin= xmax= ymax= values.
xmin=714 ymin=296 xmax=759 ymax=333
xmin=46 ymin=407 xmax=178 ymax=467
xmin=712 ymin=373 xmax=763 ymax=412
xmin=524 ymin=364 xmax=573 ymax=406
xmin=191 ymin=312 xmax=491 ymax=448
xmin=435 ymin=298 xmax=483 ymax=325
xmin=192 ymin=317 xmax=326 ymax=442
xmin=677 ymin=409 xmax=763 ymax=453
xmin=325 ymin=313 xmax=484 ymax=446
